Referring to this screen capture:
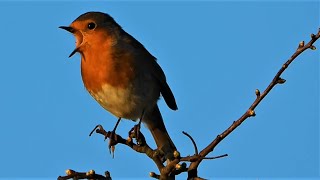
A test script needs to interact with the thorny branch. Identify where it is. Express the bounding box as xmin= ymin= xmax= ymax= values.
xmin=58 ymin=29 xmax=319 ymax=180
